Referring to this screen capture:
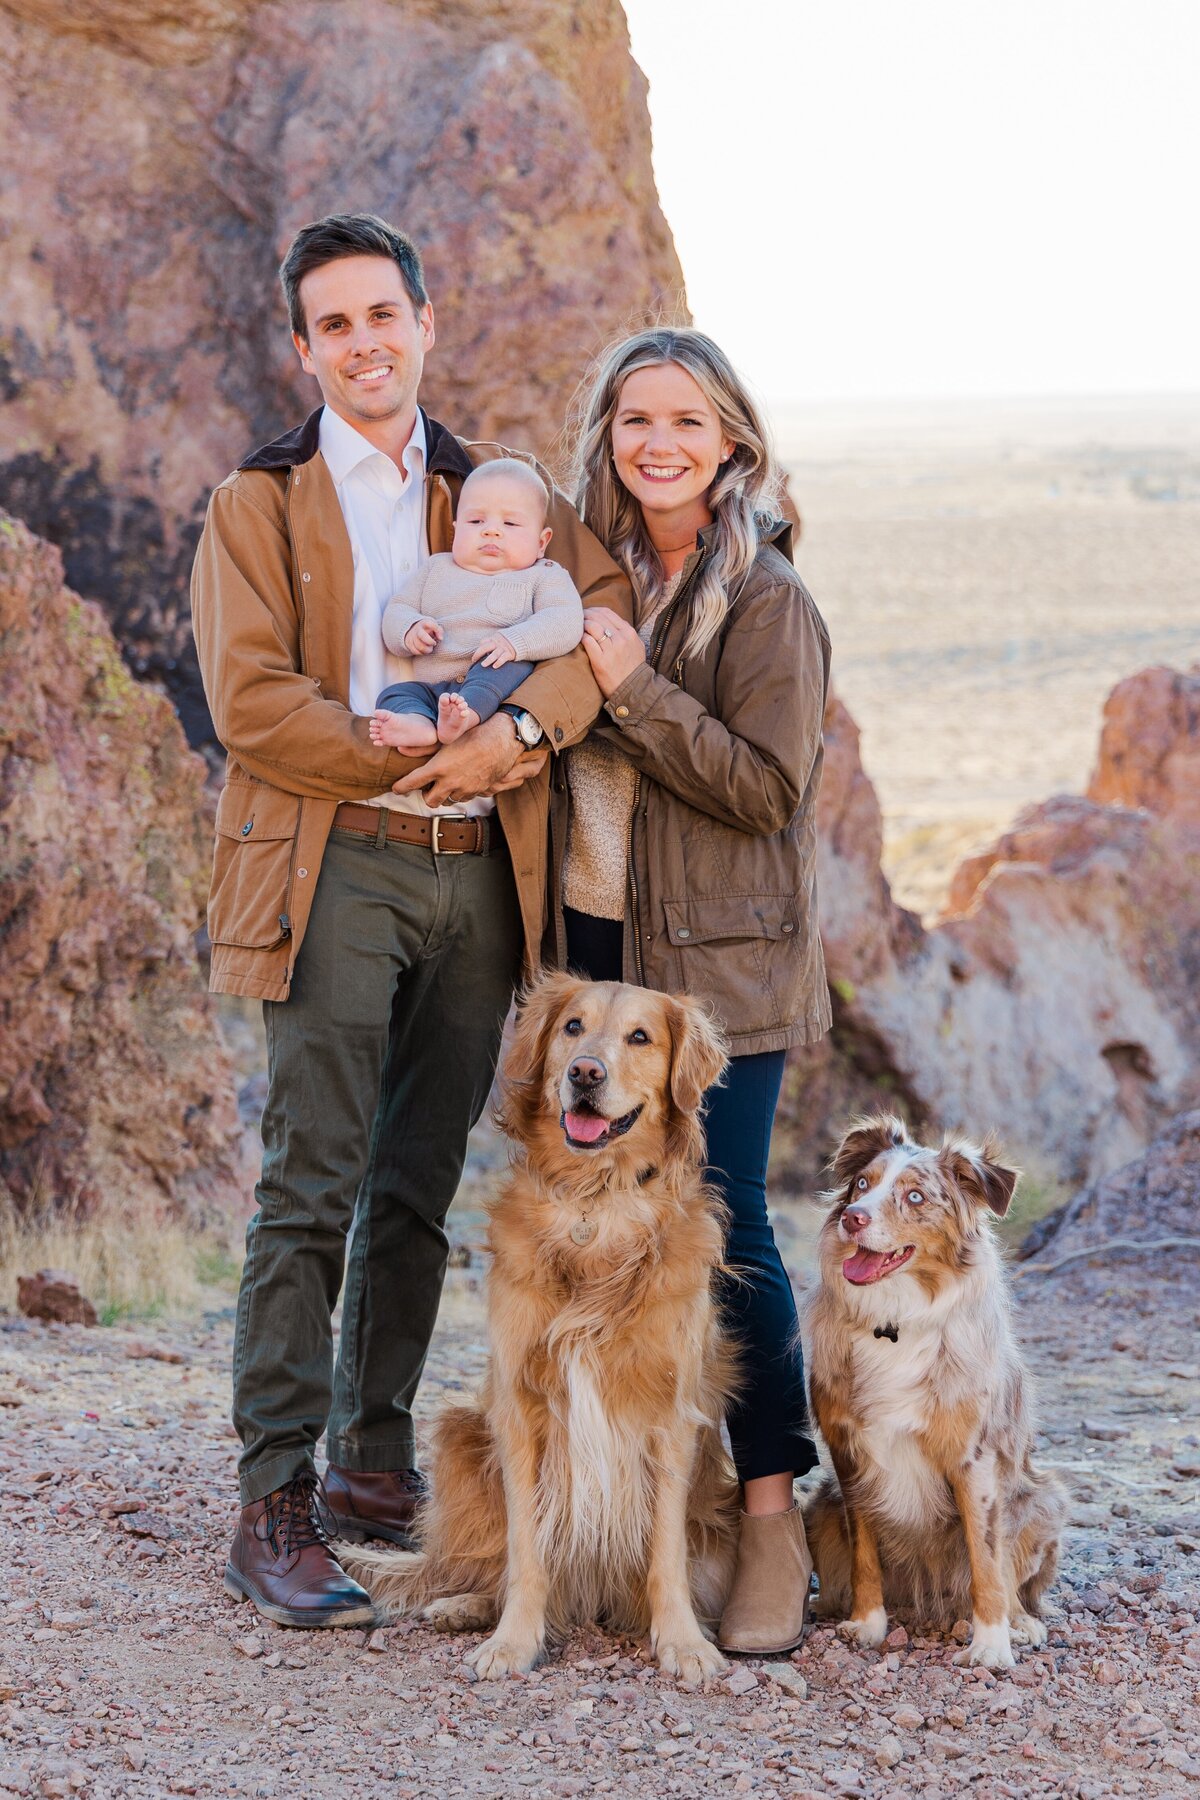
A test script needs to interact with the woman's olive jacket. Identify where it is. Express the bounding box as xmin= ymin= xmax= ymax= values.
xmin=548 ymin=522 xmax=833 ymax=1056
